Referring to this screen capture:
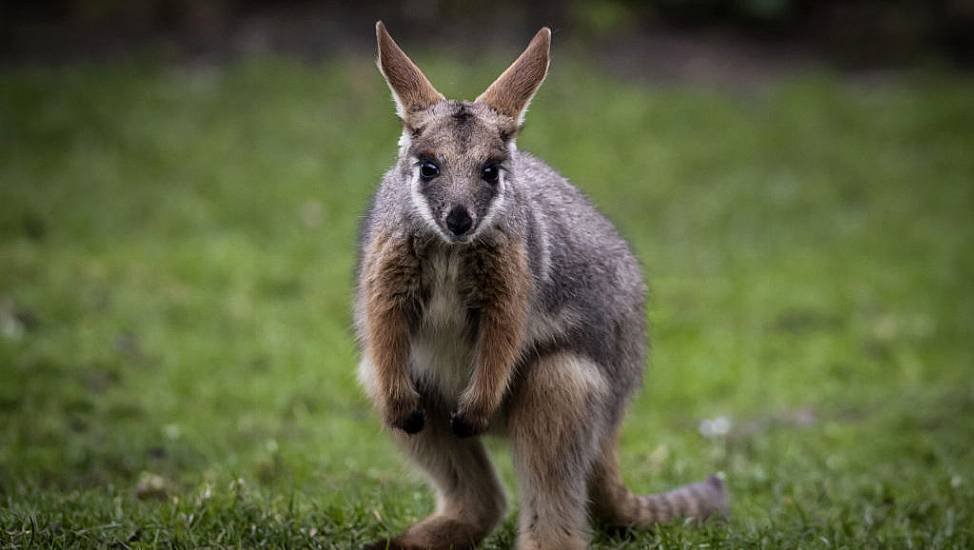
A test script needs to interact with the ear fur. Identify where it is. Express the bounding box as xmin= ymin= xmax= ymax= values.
xmin=375 ymin=21 xmax=444 ymax=119
xmin=477 ymin=27 xmax=551 ymax=125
